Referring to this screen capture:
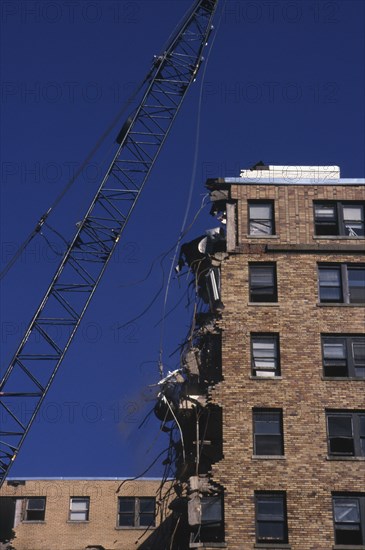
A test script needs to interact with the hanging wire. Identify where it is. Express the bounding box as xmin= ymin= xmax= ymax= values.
xmin=169 ymin=516 xmax=181 ymax=550
xmin=157 ymin=6 xmax=224 ymax=376
xmin=115 ymin=446 xmax=169 ymax=493
xmin=39 ymin=231 xmax=63 ymax=258
xmin=153 ymin=287 xmax=189 ymax=329
xmin=116 ymin=195 xmax=209 ymax=330
xmin=0 ymin=73 xmax=150 ymax=283
xmin=162 ymin=395 xmax=186 ymax=464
